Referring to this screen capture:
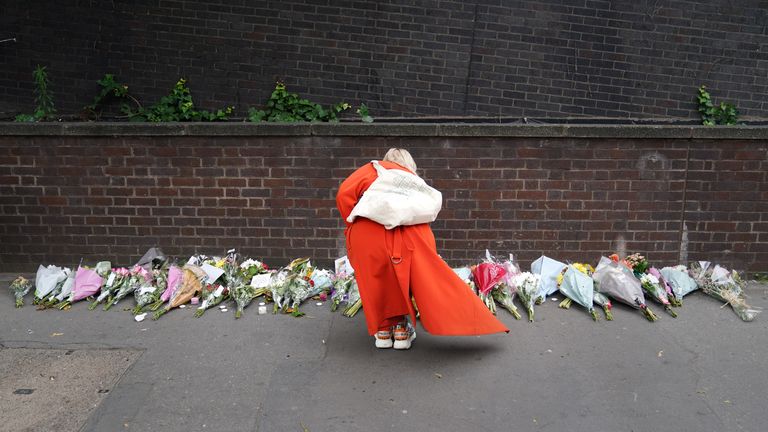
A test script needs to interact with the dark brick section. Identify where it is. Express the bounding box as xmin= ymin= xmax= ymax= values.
xmin=1 ymin=134 xmax=766 ymax=272
xmin=2 ymin=1 xmax=768 ymax=120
